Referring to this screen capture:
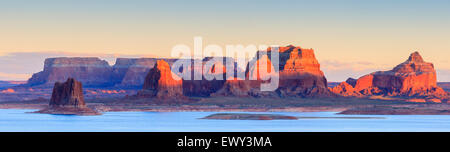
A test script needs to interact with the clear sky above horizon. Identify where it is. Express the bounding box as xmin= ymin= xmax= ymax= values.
xmin=0 ymin=0 xmax=449 ymax=81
